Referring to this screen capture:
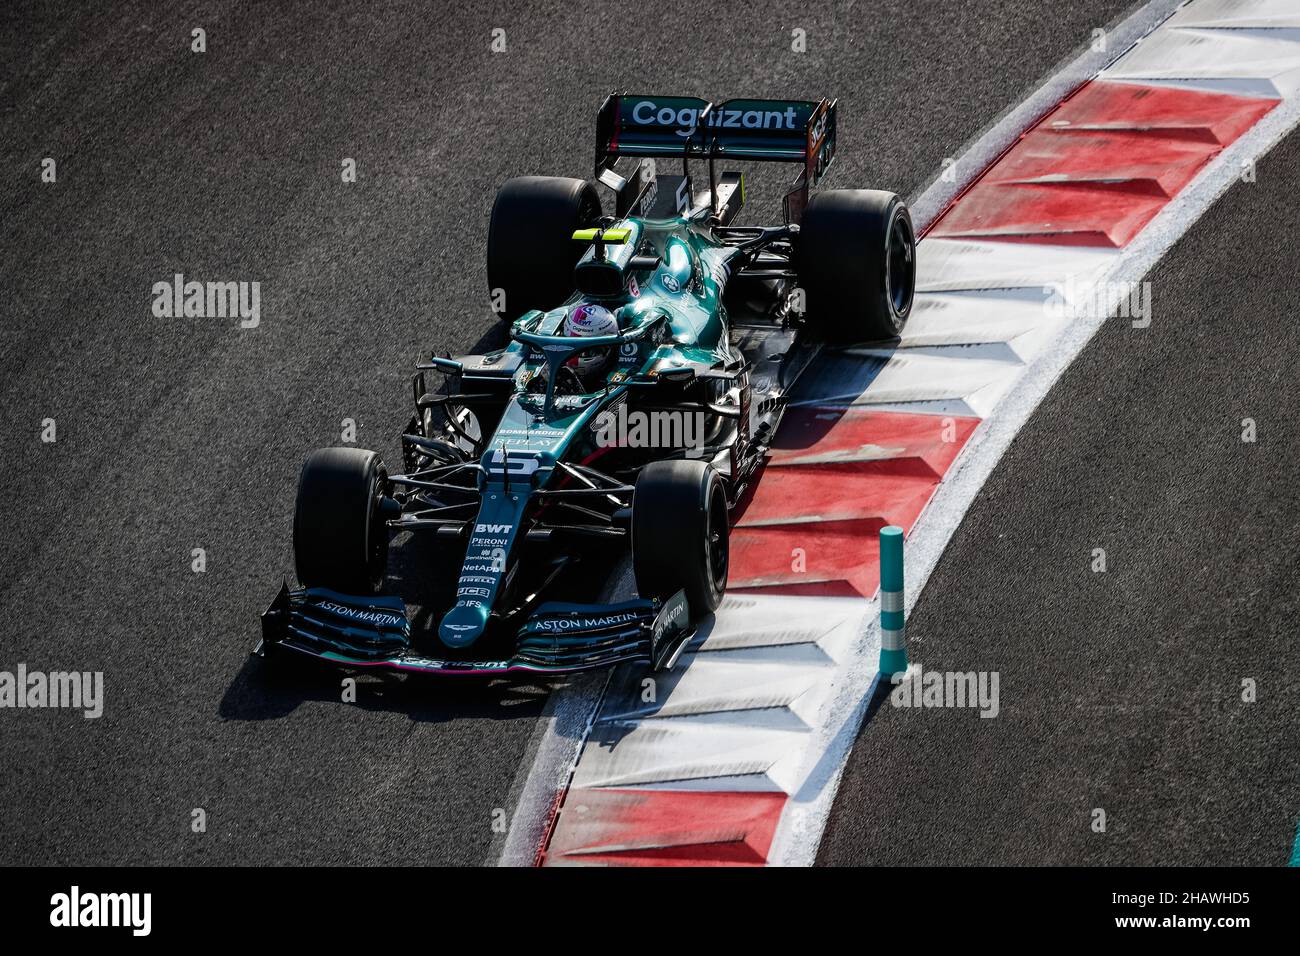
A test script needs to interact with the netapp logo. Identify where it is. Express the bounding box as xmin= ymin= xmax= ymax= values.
xmin=50 ymin=886 xmax=151 ymax=936
xmin=630 ymin=100 xmax=800 ymax=138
